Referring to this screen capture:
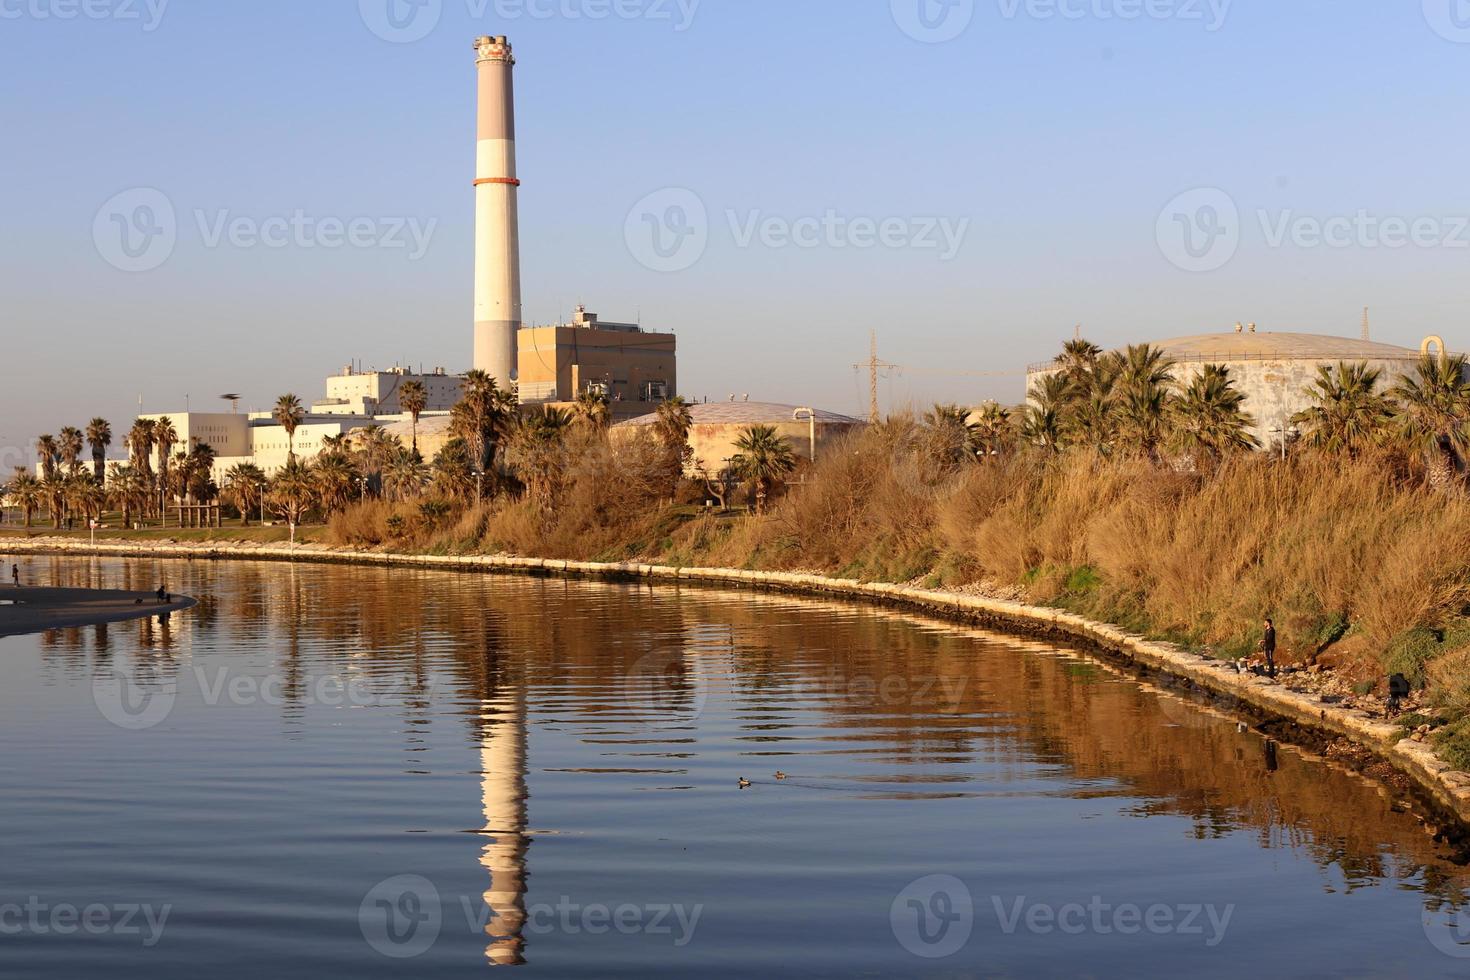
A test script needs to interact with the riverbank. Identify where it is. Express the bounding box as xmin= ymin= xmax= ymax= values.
xmin=5 ymin=532 xmax=1470 ymax=829
xmin=0 ymin=582 xmax=197 ymax=637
